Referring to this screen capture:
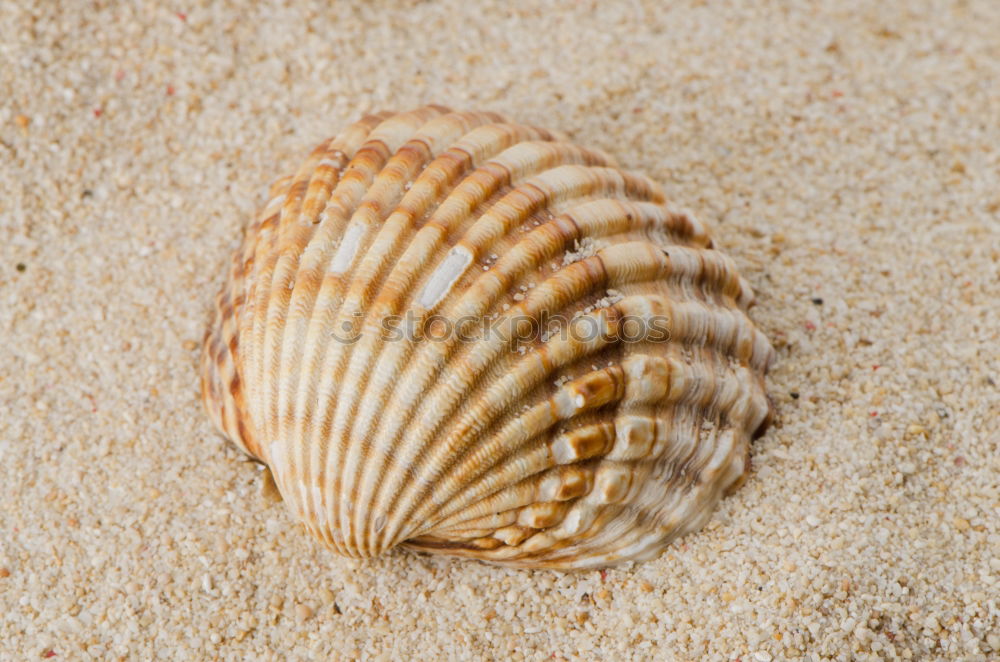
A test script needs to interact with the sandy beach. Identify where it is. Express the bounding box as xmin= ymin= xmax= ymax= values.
xmin=1 ymin=1 xmax=998 ymax=659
